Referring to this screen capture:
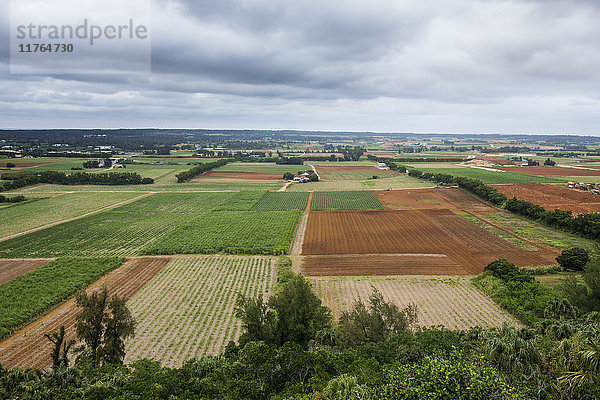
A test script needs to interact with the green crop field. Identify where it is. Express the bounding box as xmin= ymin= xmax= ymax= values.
xmin=311 ymin=191 xmax=385 ymax=211
xmin=141 ymin=210 xmax=300 ymax=255
xmin=114 ymin=192 xmax=234 ymax=213
xmin=251 ymin=192 xmax=310 ymax=210
xmin=320 ymin=171 xmax=395 ymax=181
xmin=217 ymin=163 xmax=309 ymax=174
xmin=214 ymin=191 xmax=266 ymax=210
xmin=287 ymin=175 xmax=432 ymax=191
xmin=415 ymin=167 xmax=567 ymax=184
xmin=0 ymin=211 xmax=190 ymax=258
xmin=0 ymin=192 xmax=142 ymax=238
xmin=0 ymin=257 xmax=123 ymax=340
